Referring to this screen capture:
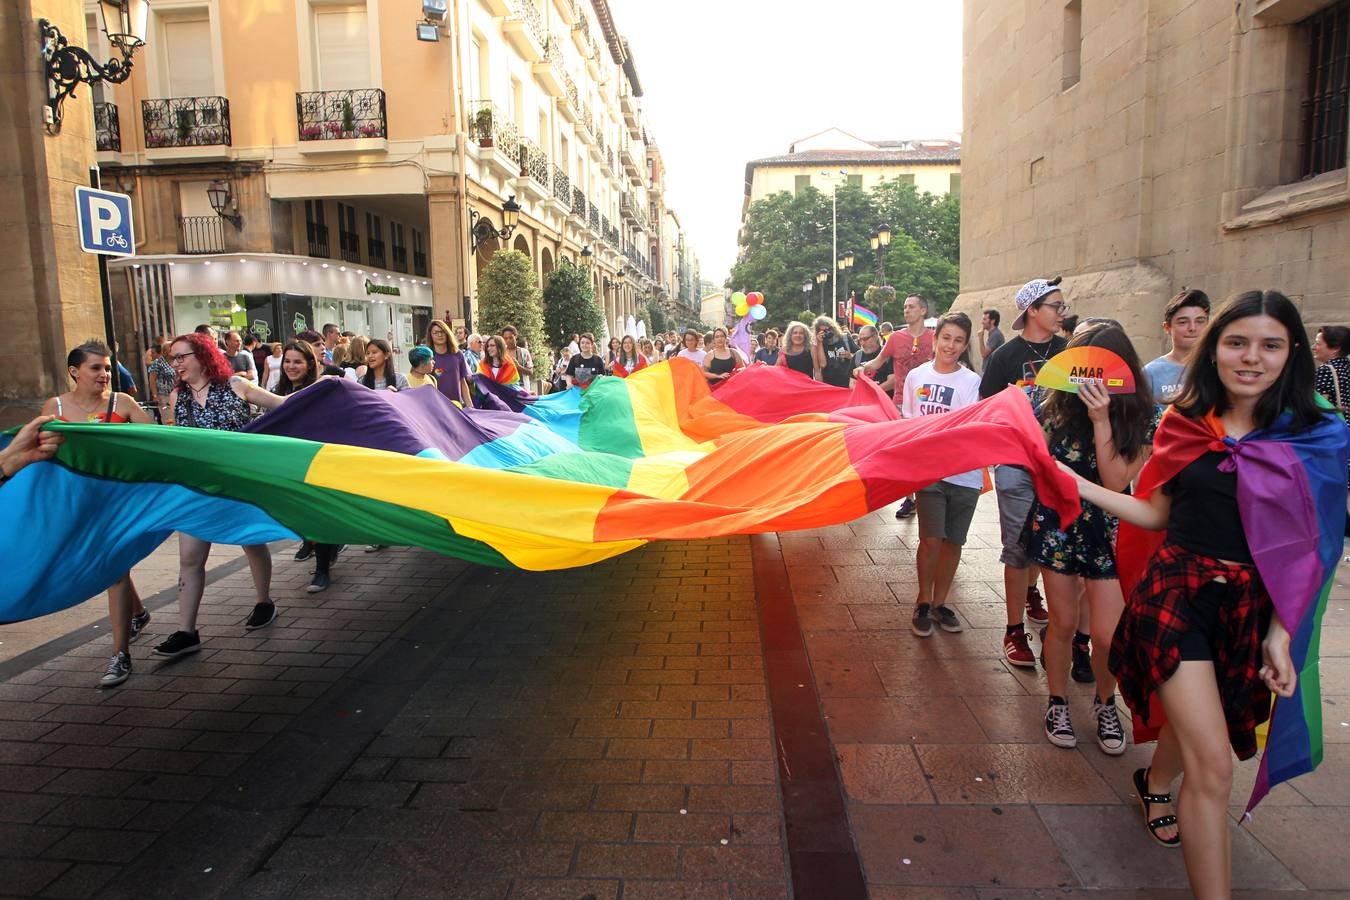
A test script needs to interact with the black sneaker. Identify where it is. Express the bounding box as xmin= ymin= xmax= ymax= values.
xmin=1045 ymin=699 xmax=1077 ymax=749
xmin=99 ymin=651 xmax=131 ymax=688
xmin=294 ymin=541 xmax=314 ymax=562
xmin=152 ymin=630 xmax=201 ymax=659
xmin=932 ymin=605 xmax=963 ymax=633
xmin=245 ymin=601 xmax=277 ymax=630
xmin=306 ymin=572 xmax=330 ymax=594
xmin=894 ymin=498 xmax=916 ymax=520
xmin=1093 ymin=696 xmax=1126 ymax=756
xmin=364 ymin=544 xmax=387 ymax=553
xmin=911 ymin=603 xmax=934 ymax=637
xmin=1071 ymin=638 xmax=1095 ymax=683
xmin=128 ymin=609 xmax=151 ymax=641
